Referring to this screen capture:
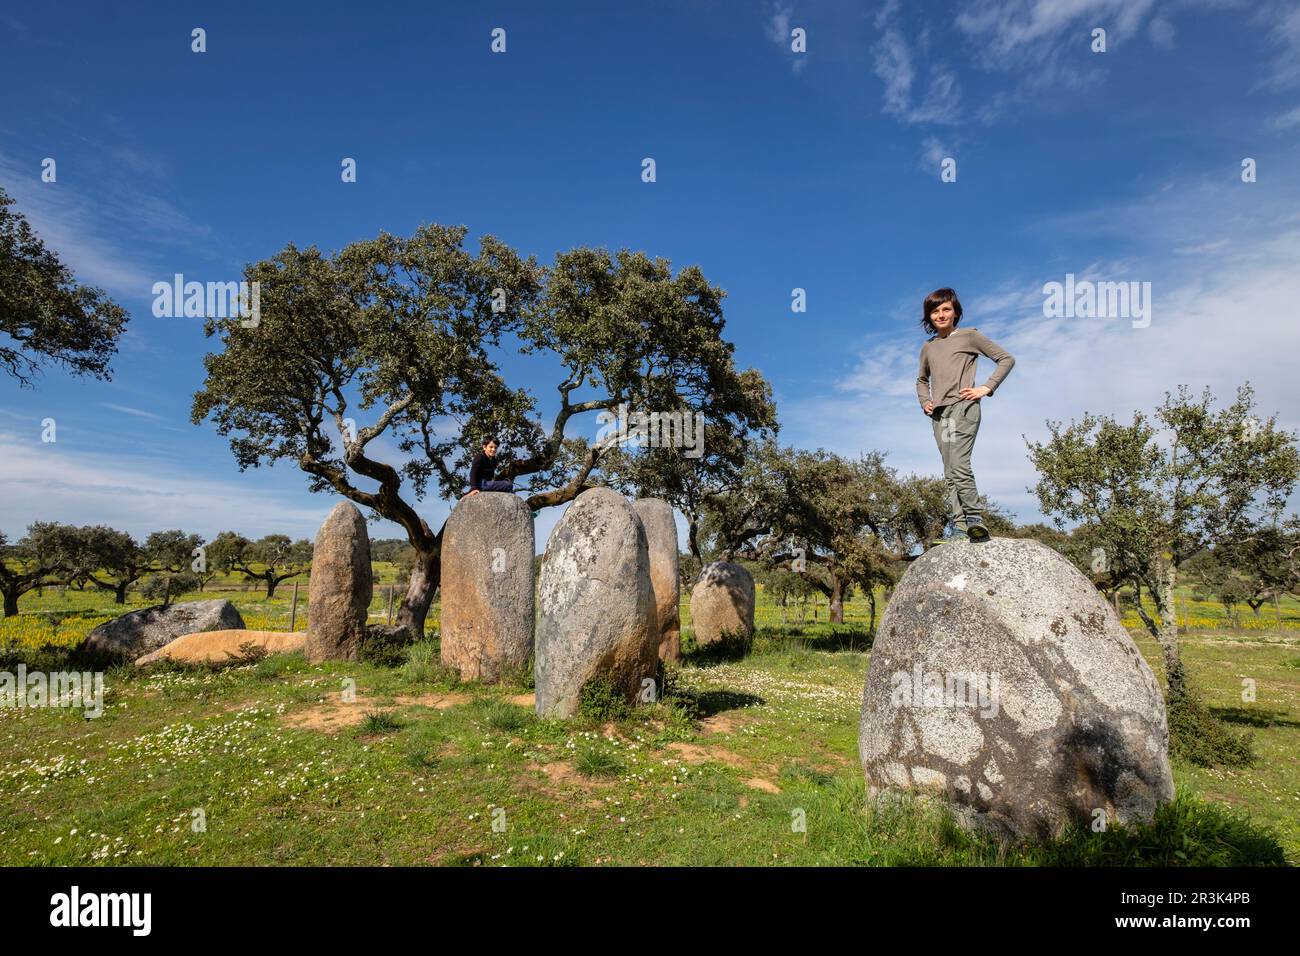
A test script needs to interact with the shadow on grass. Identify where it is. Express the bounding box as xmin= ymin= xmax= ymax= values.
xmin=857 ymin=784 xmax=1288 ymax=866
xmin=681 ymin=624 xmax=874 ymax=667
xmin=1021 ymin=789 xmax=1289 ymax=866
xmin=681 ymin=632 xmax=753 ymax=667
xmin=1210 ymin=705 xmax=1300 ymax=730
xmin=753 ymin=624 xmax=873 ymax=654
xmin=661 ymin=682 xmax=764 ymax=721
xmin=691 ymin=689 xmax=764 ymax=717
